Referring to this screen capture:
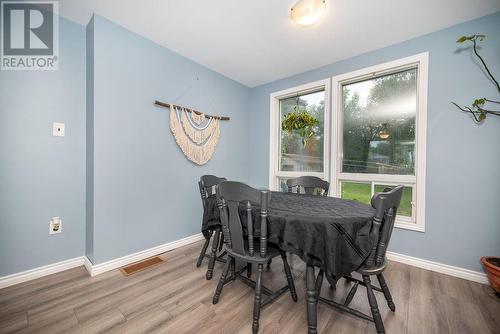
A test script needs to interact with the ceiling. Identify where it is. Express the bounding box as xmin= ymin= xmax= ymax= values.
xmin=59 ymin=0 xmax=500 ymax=87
